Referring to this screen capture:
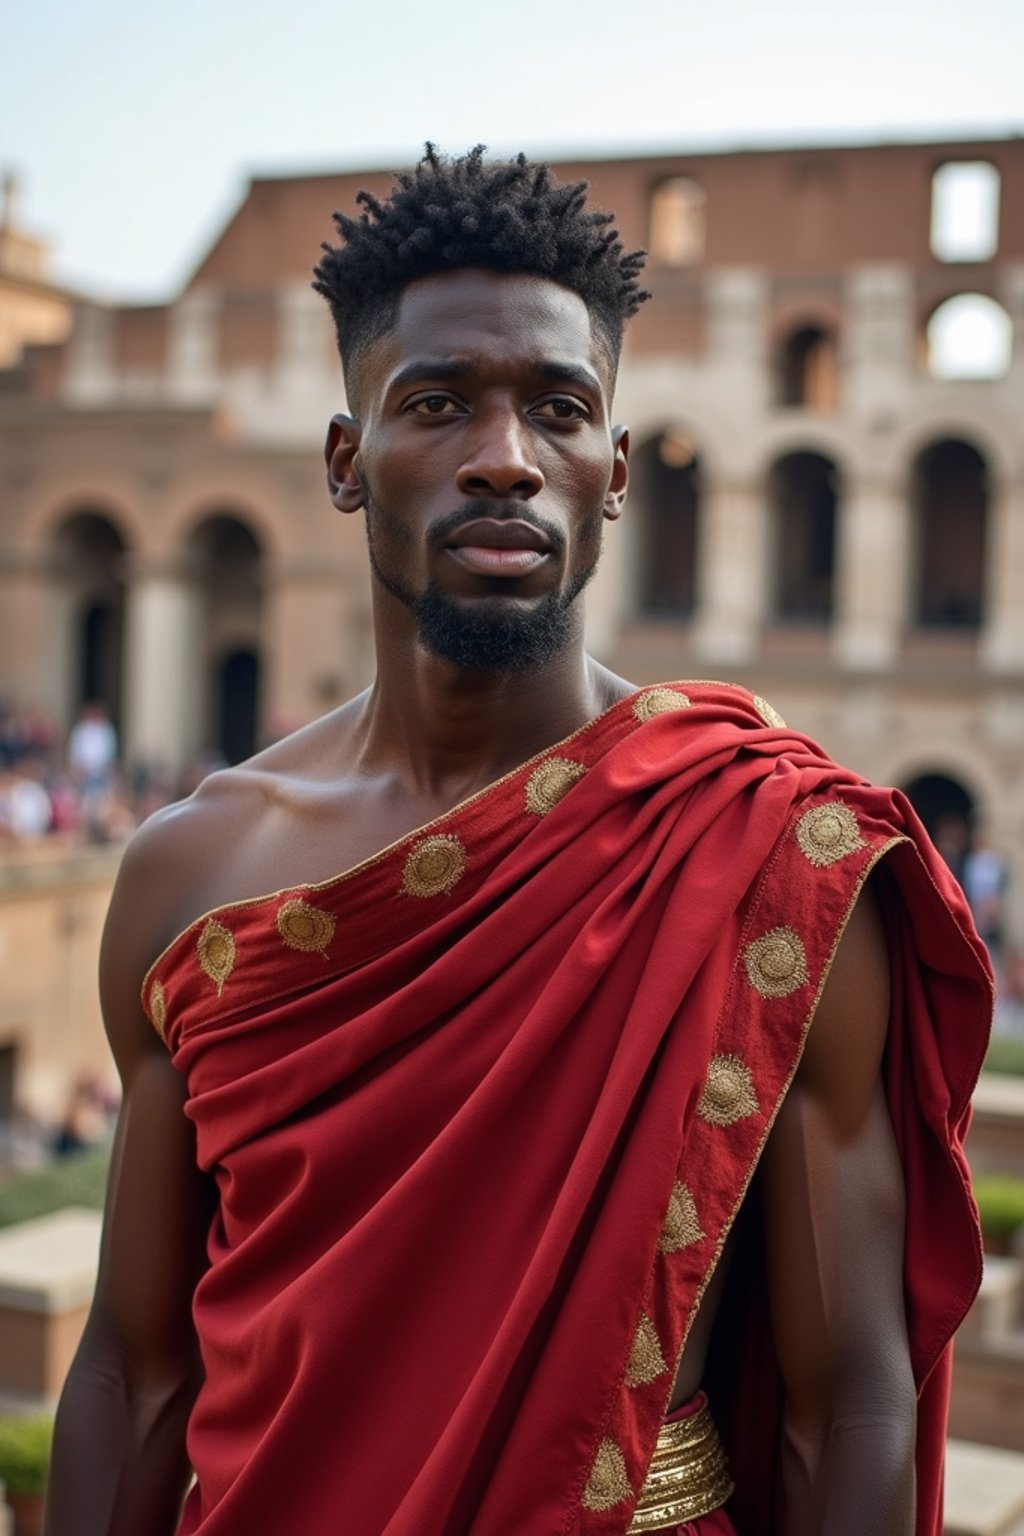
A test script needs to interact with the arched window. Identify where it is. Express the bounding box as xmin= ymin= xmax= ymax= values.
xmin=926 ymin=294 xmax=1012 ymax=380
xmin=51 ymin=511 xmax=128 ymax=729
xmin=913 ymin=439 xmax=988 ymax=629
xmin=930 ymin=162 xmax=1000 ymax=263
xmin=635 ymin=429 xmax=701 ymax=616
xmin=187 ymin=514 xmax=265 ymax=763
xmin=777 ymin=325 xmax=839 ymax=410
xmin=649 ymin=178 xmax=706 ymax=267
xmin=769 ymin=452 xmax=838 ymax=622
